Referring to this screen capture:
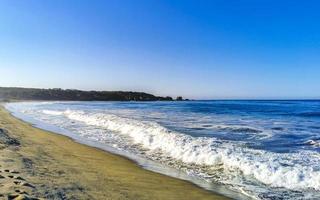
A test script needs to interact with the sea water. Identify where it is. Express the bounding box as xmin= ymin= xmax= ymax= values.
xmin=6 ymin=101 xmax=320 ymax=199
